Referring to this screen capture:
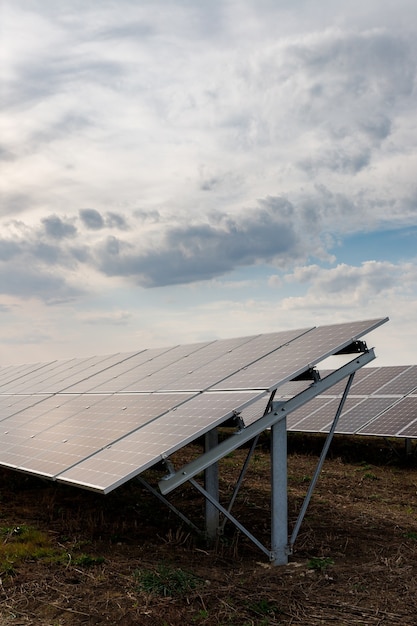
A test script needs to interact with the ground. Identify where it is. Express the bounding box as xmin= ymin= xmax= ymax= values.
xmin=1 ymin=434 xmax=417 ymax=625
